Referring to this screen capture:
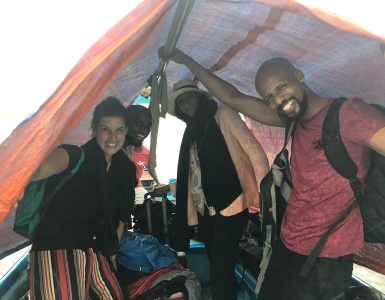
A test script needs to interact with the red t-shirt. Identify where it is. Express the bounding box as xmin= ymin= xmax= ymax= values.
xmin=131 ymin=146 xmax=150 ymax=187
xmin=281 ymin=98 xmax=385 ymax=257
